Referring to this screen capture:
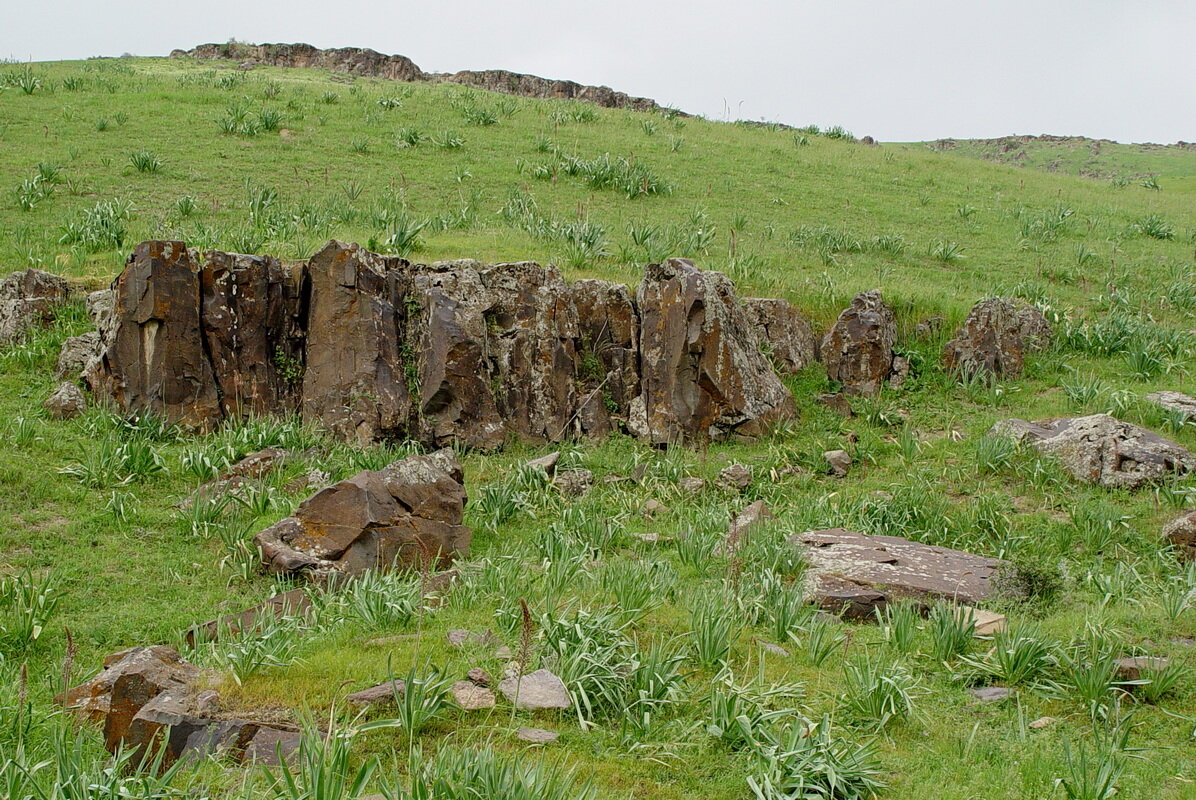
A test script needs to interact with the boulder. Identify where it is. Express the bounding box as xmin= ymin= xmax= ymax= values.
xmin=498 ymin=668 xmax=571 ymax=710
xmin=44 ymin=381 xmax=86 ymax=419
xmin=1115 ymin=656 xmax=1169 ymax=683
xmin=254 ymin=449 xmax=472 ymax=580
xmin=990 ymin=414 xmax=1194 ymax=489
xmin=743 ymin=297 xmax=818 ymax=374
xmin=630 ymin=258 xmax=794 ymax=444
xmin=791 ymin=528 xmax=1005 ymax=619
xmin=1163 ymin=510 xmax=1196 ymax=561
xmin=823 ymin=449 xmax=852 ymax=477
xmin=717 ymin=463 xmax=752 ymax=492
xmin=56 ymin=331 xmax=100 ymax=379
xmin=99 ymin=241 xmax=223 ymax=429
xmin=943 ymin=298 xmax=1052 ymax=379
xmin=821 ymin=290 xmax=897 ymax=395
xmin=1146 ymin=391 xmax=1196 ymax=421
xmin=0 ymin=268 xmax=70 ymax=345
